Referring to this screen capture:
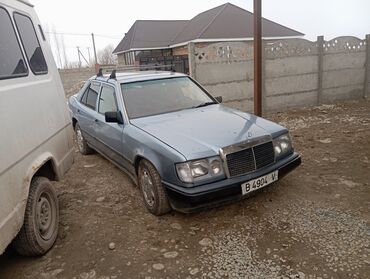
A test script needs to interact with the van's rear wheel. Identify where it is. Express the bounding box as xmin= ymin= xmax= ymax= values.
xmin=75 ymin=122 xmax=93 ymax=155
xmin=13 ymin=177 xmax=59 ymax=256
